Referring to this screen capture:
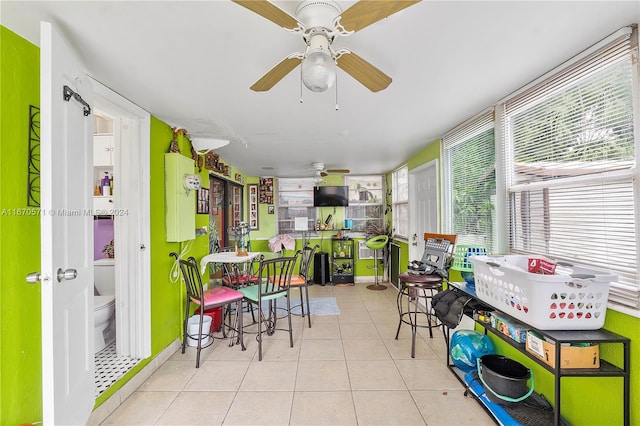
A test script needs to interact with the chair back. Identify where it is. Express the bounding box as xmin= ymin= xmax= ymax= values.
xmin=171 ymin=254 xmax=204 ymax=304
xmin=421 ymin=233 xmax=458 ymax=271
xmin=256 ymin=251 xmax=301 ymax=298
xmin=299 ymin=243 xmax=320 ymax=283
